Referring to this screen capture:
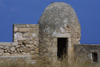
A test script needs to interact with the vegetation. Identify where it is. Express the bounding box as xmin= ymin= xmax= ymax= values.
xmin=0 ymin=56 xmax=99 ymax=67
